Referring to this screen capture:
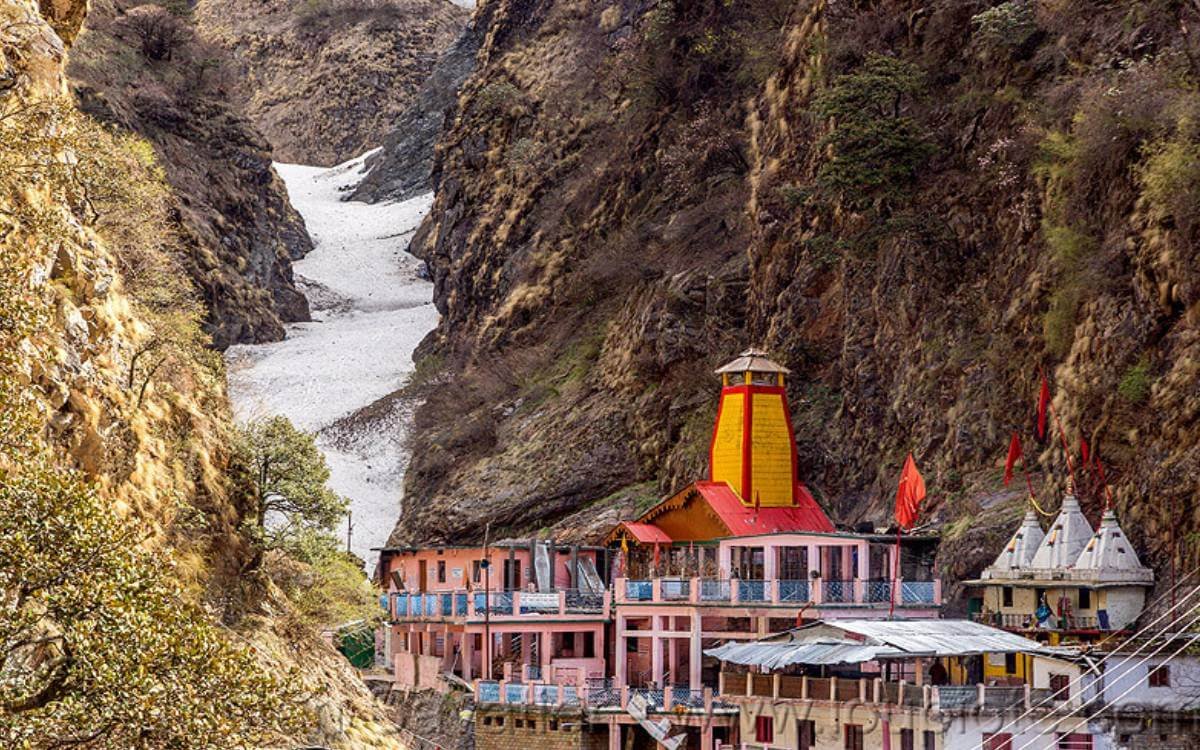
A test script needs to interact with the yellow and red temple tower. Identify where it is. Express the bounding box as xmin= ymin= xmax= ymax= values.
xmin=608 ymin=349 xmax=832 ymax=549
